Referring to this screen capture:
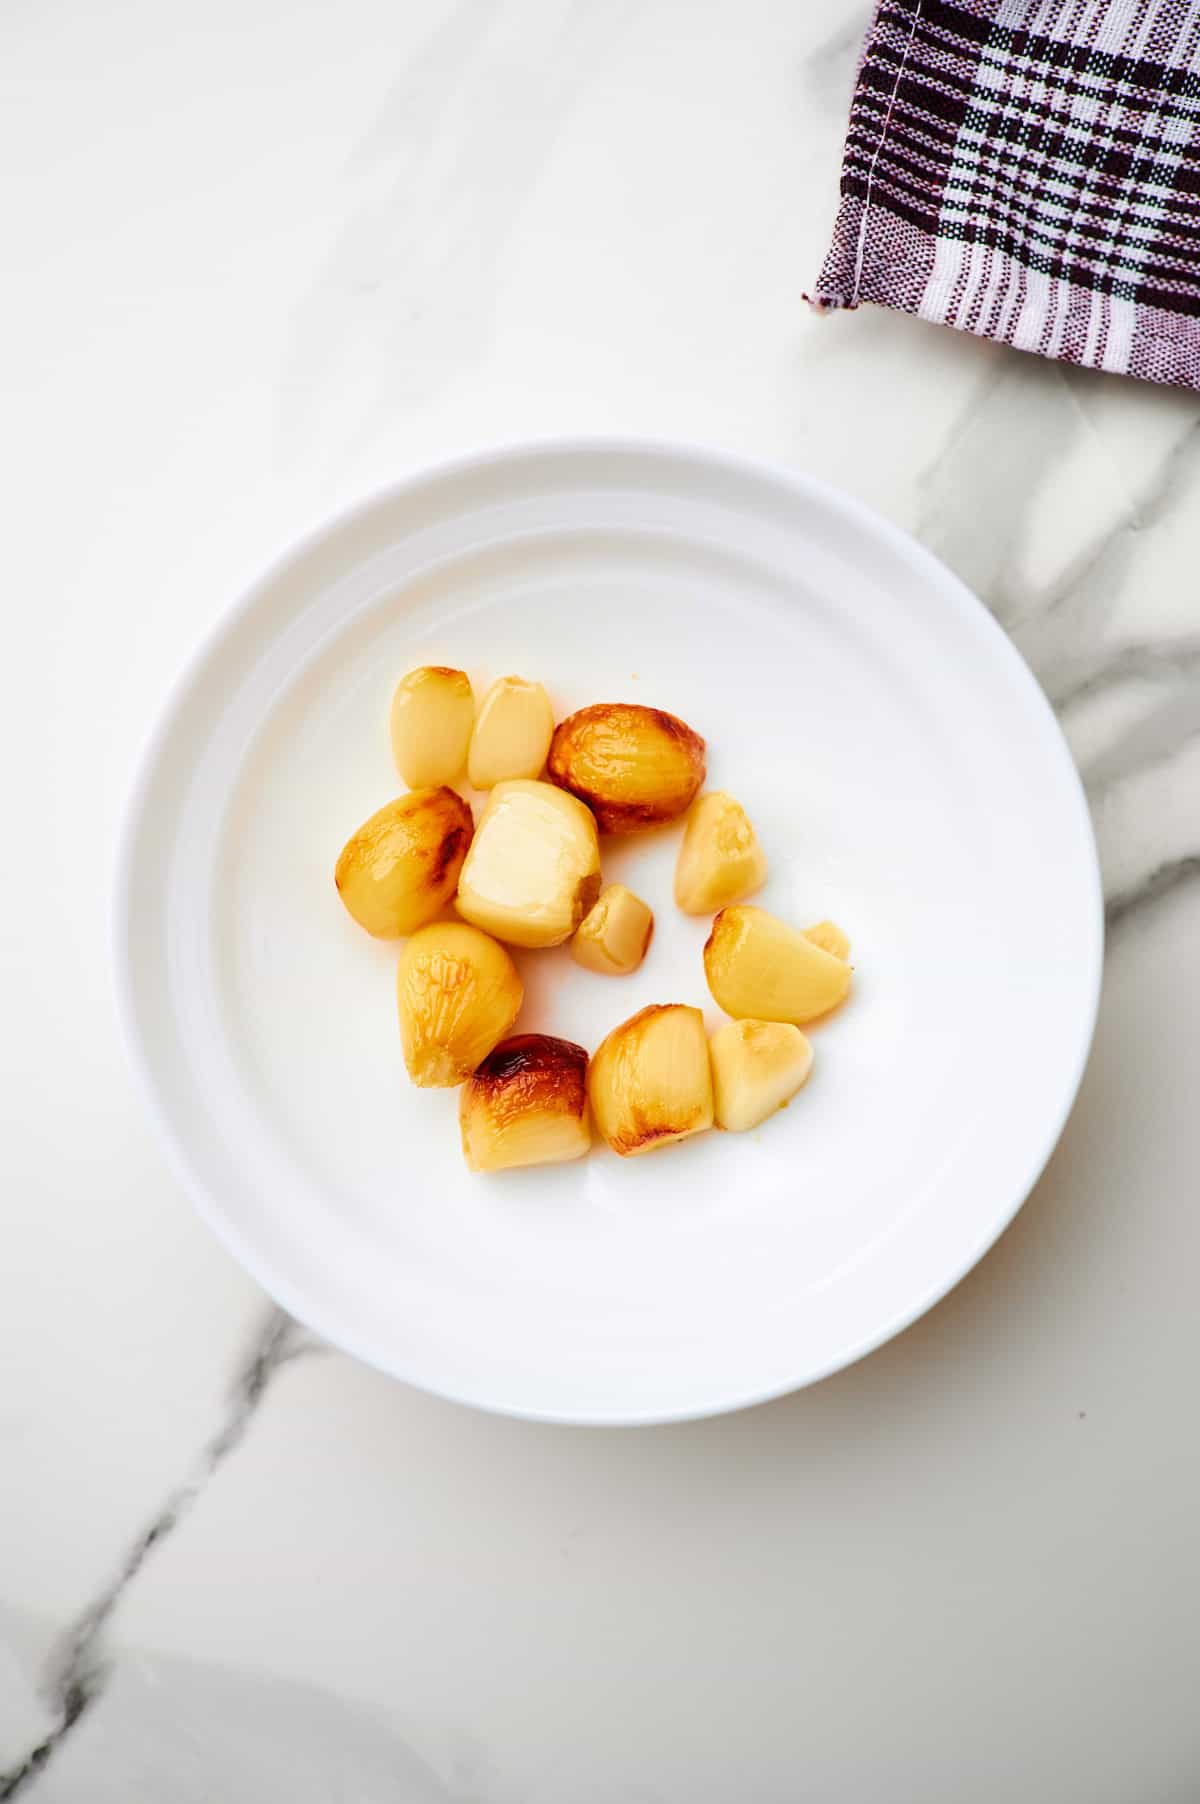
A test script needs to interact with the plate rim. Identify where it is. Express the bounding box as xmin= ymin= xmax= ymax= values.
xmin=110 ymin=434 xmax=1105 ymax=1425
